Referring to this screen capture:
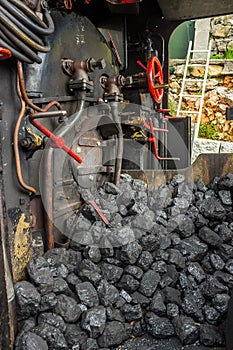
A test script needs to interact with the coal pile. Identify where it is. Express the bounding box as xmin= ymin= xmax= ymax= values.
xmin=14 ymin=173 xmax=233 ymax=350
